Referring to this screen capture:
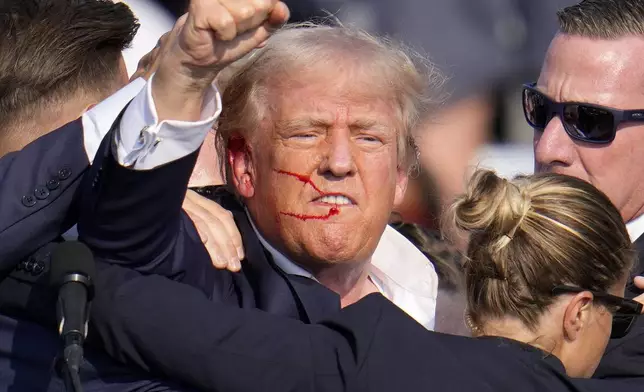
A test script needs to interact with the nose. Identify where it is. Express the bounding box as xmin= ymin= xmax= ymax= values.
xmin=320 ymin=129 xmax=357 ymax=178
xmin=533 ymin=116 xmax=575 ymax=172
